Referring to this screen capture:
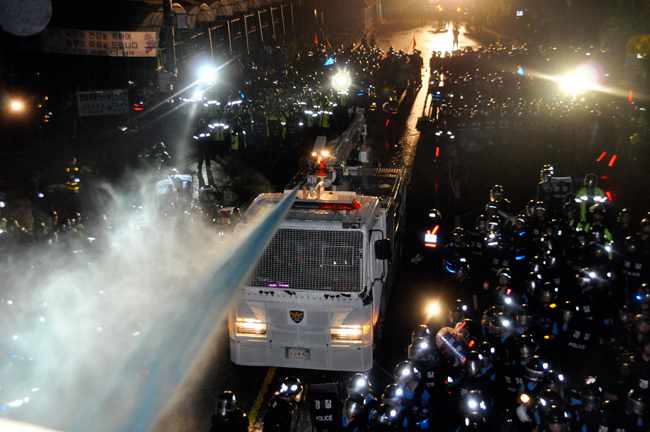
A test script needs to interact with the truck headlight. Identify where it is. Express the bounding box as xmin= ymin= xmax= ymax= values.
xmin=331 ymin=325 xmax=362 ymax=343
xmin=236 ymin=318 xmax=267 ymax=337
